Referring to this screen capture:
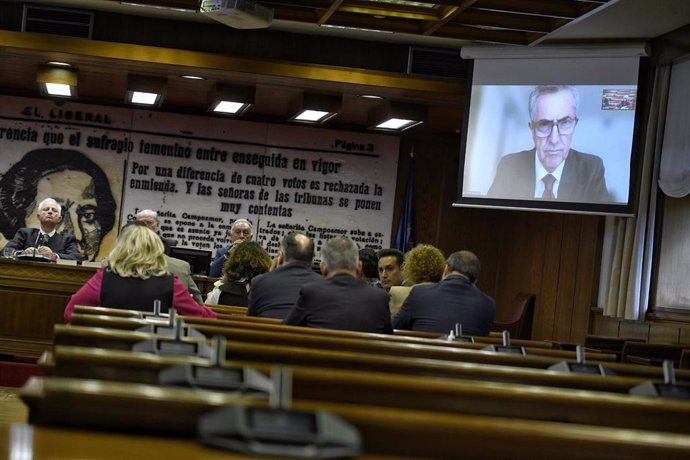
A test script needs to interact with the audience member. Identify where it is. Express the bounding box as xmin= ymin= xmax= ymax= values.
xmin=134 ymin=208 xmax=202 ymax=303
xmin=248 ymin=232 xmax=322 ymax=319
xmin=135 ymin=209 xmax=177 ymax=254
xmin=166 ymin=254 xmax=204 ymax=305
xmin=4 ymin=197 xmax=82 ymax=261
xmin=205 ymin=241 xmax=271 ymax=306
xmin=283 ymin=236 xmax=392 ymax=334
xmin=389 ymin=244 xmax=445 ymax=316
xmin=358 ymin=247 xmax=381 ymax=286
xmin=377 ymin=248 xmax=404 ymax=290
xmin=64 ymin=221 xmax=216 ymax=319
xmin=209 ymin=218 xmax=253 ymax=277
xmin=393 ymin=250 xmax=495 ymax=336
